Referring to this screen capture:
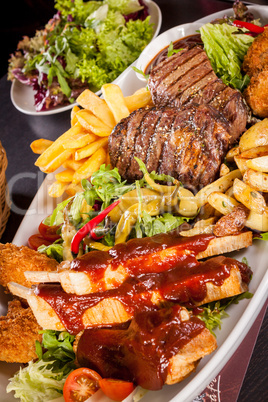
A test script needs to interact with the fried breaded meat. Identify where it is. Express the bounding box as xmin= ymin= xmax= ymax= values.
xmin=0 ymin=299 xmax=42 ymax=363
xmin=242 ymin=28 xmax=268 ymax=118
xmin=0 ymin=243 xmax=58 ymax=291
